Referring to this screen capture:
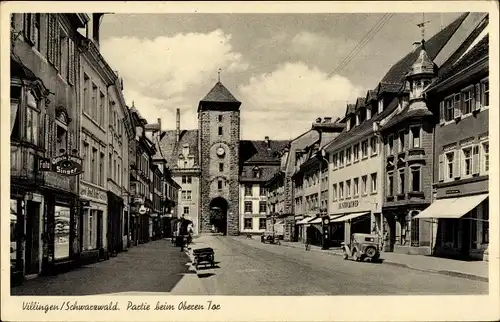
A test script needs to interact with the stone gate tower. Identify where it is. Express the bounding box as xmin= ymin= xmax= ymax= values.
xmin=198 ymin=82 xmax=241 ymax=235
